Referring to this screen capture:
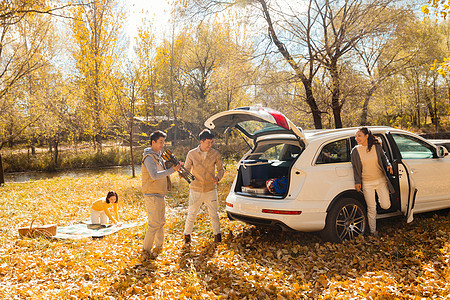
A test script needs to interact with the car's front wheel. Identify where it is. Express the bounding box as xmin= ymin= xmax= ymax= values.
xmin=320 ymin=198 xmax=367 ymax=242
